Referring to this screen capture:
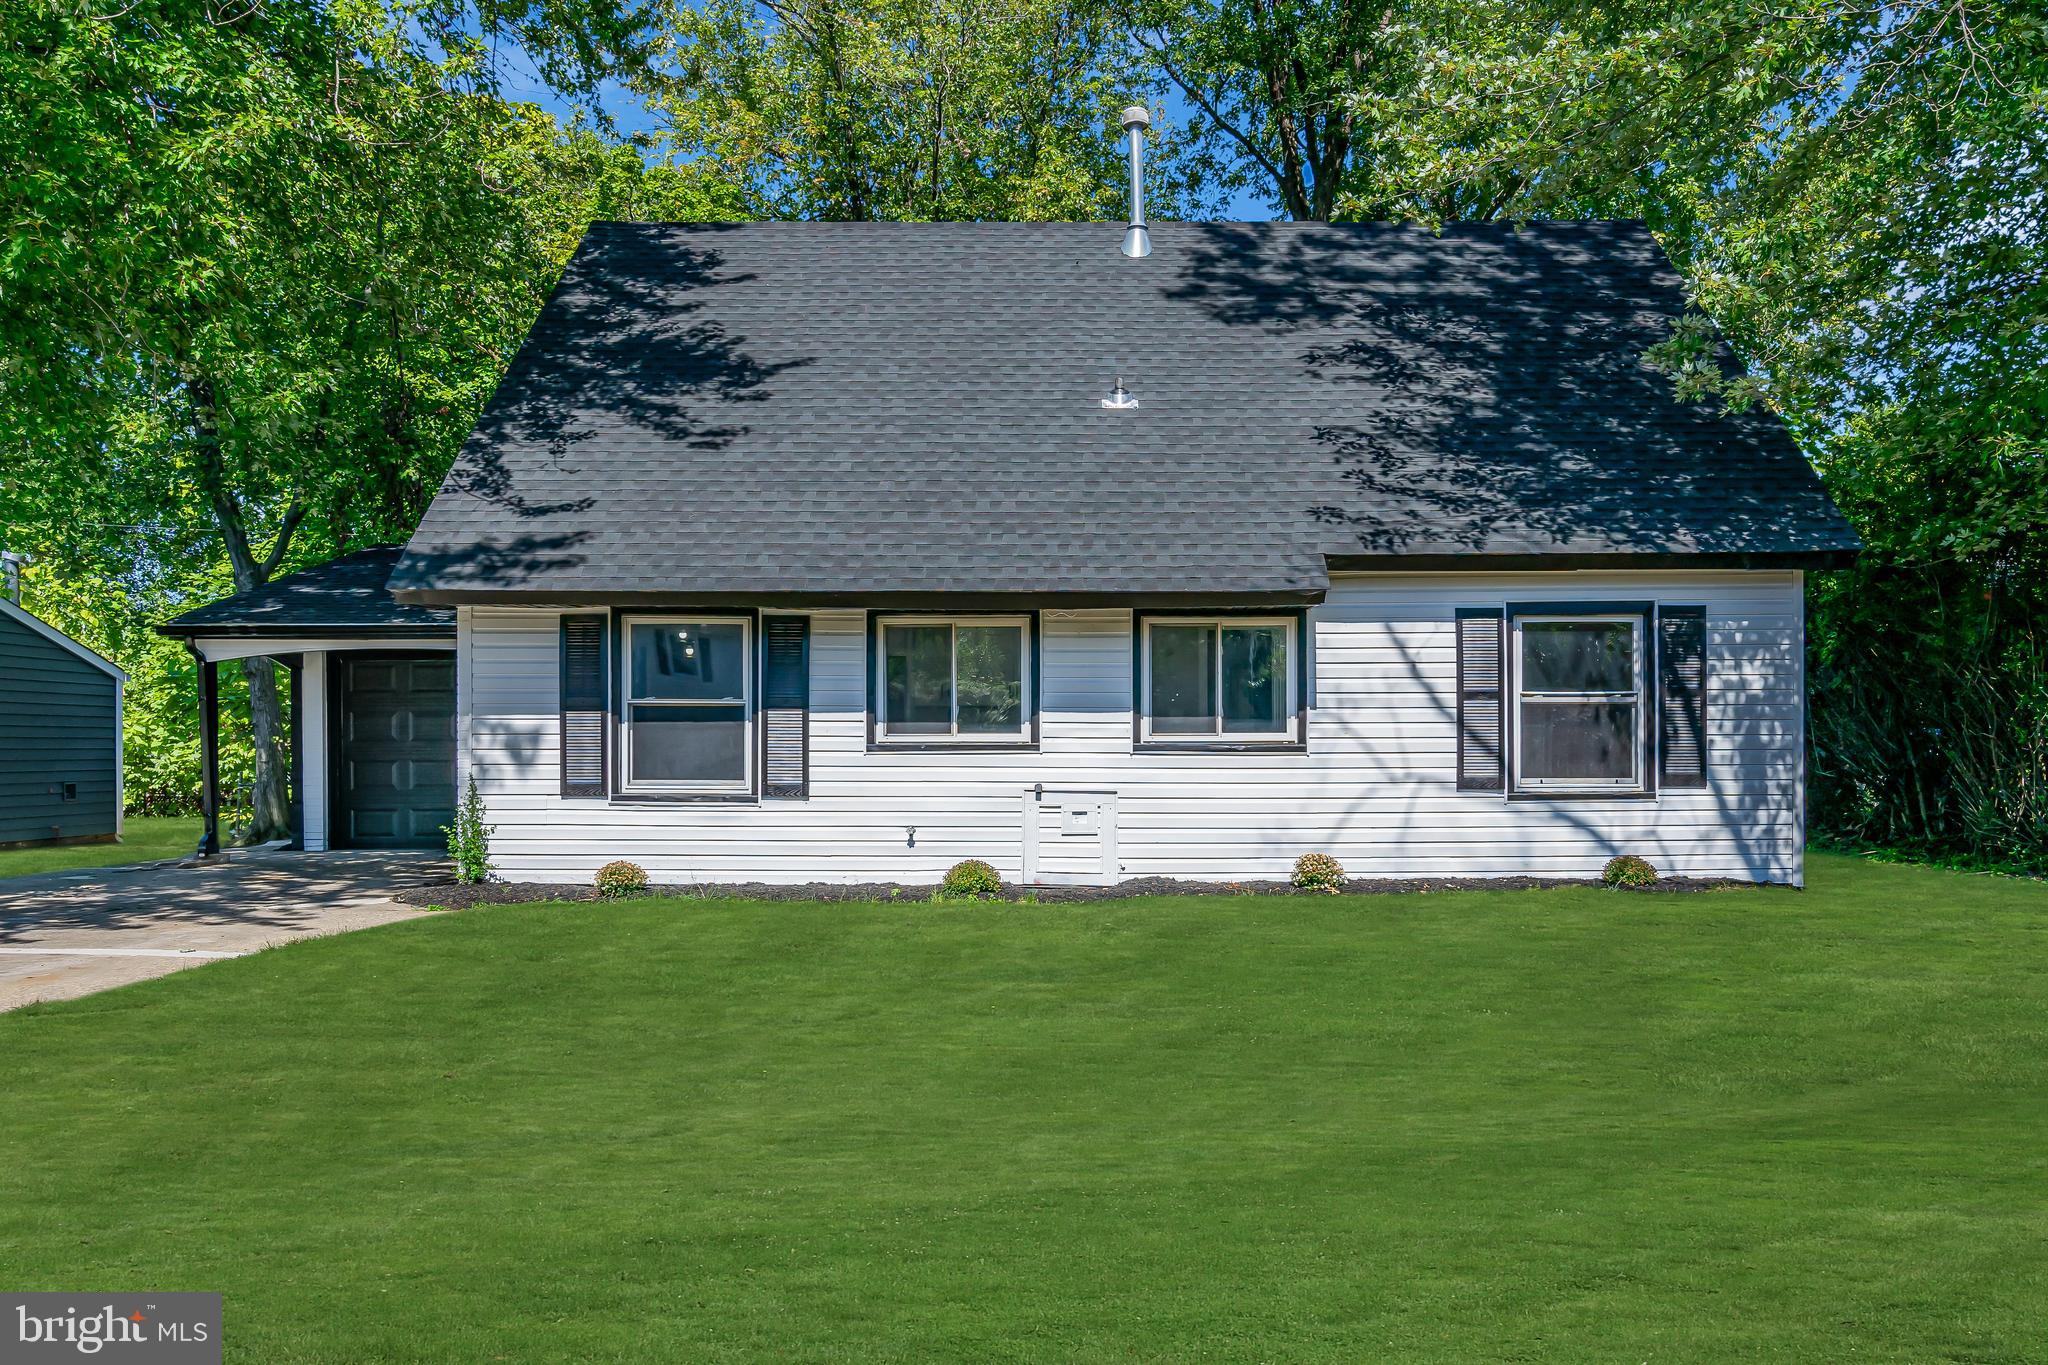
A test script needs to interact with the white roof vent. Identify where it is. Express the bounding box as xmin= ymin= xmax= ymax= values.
xmin=1101 ymin=377 xmax=1138 ymax=410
